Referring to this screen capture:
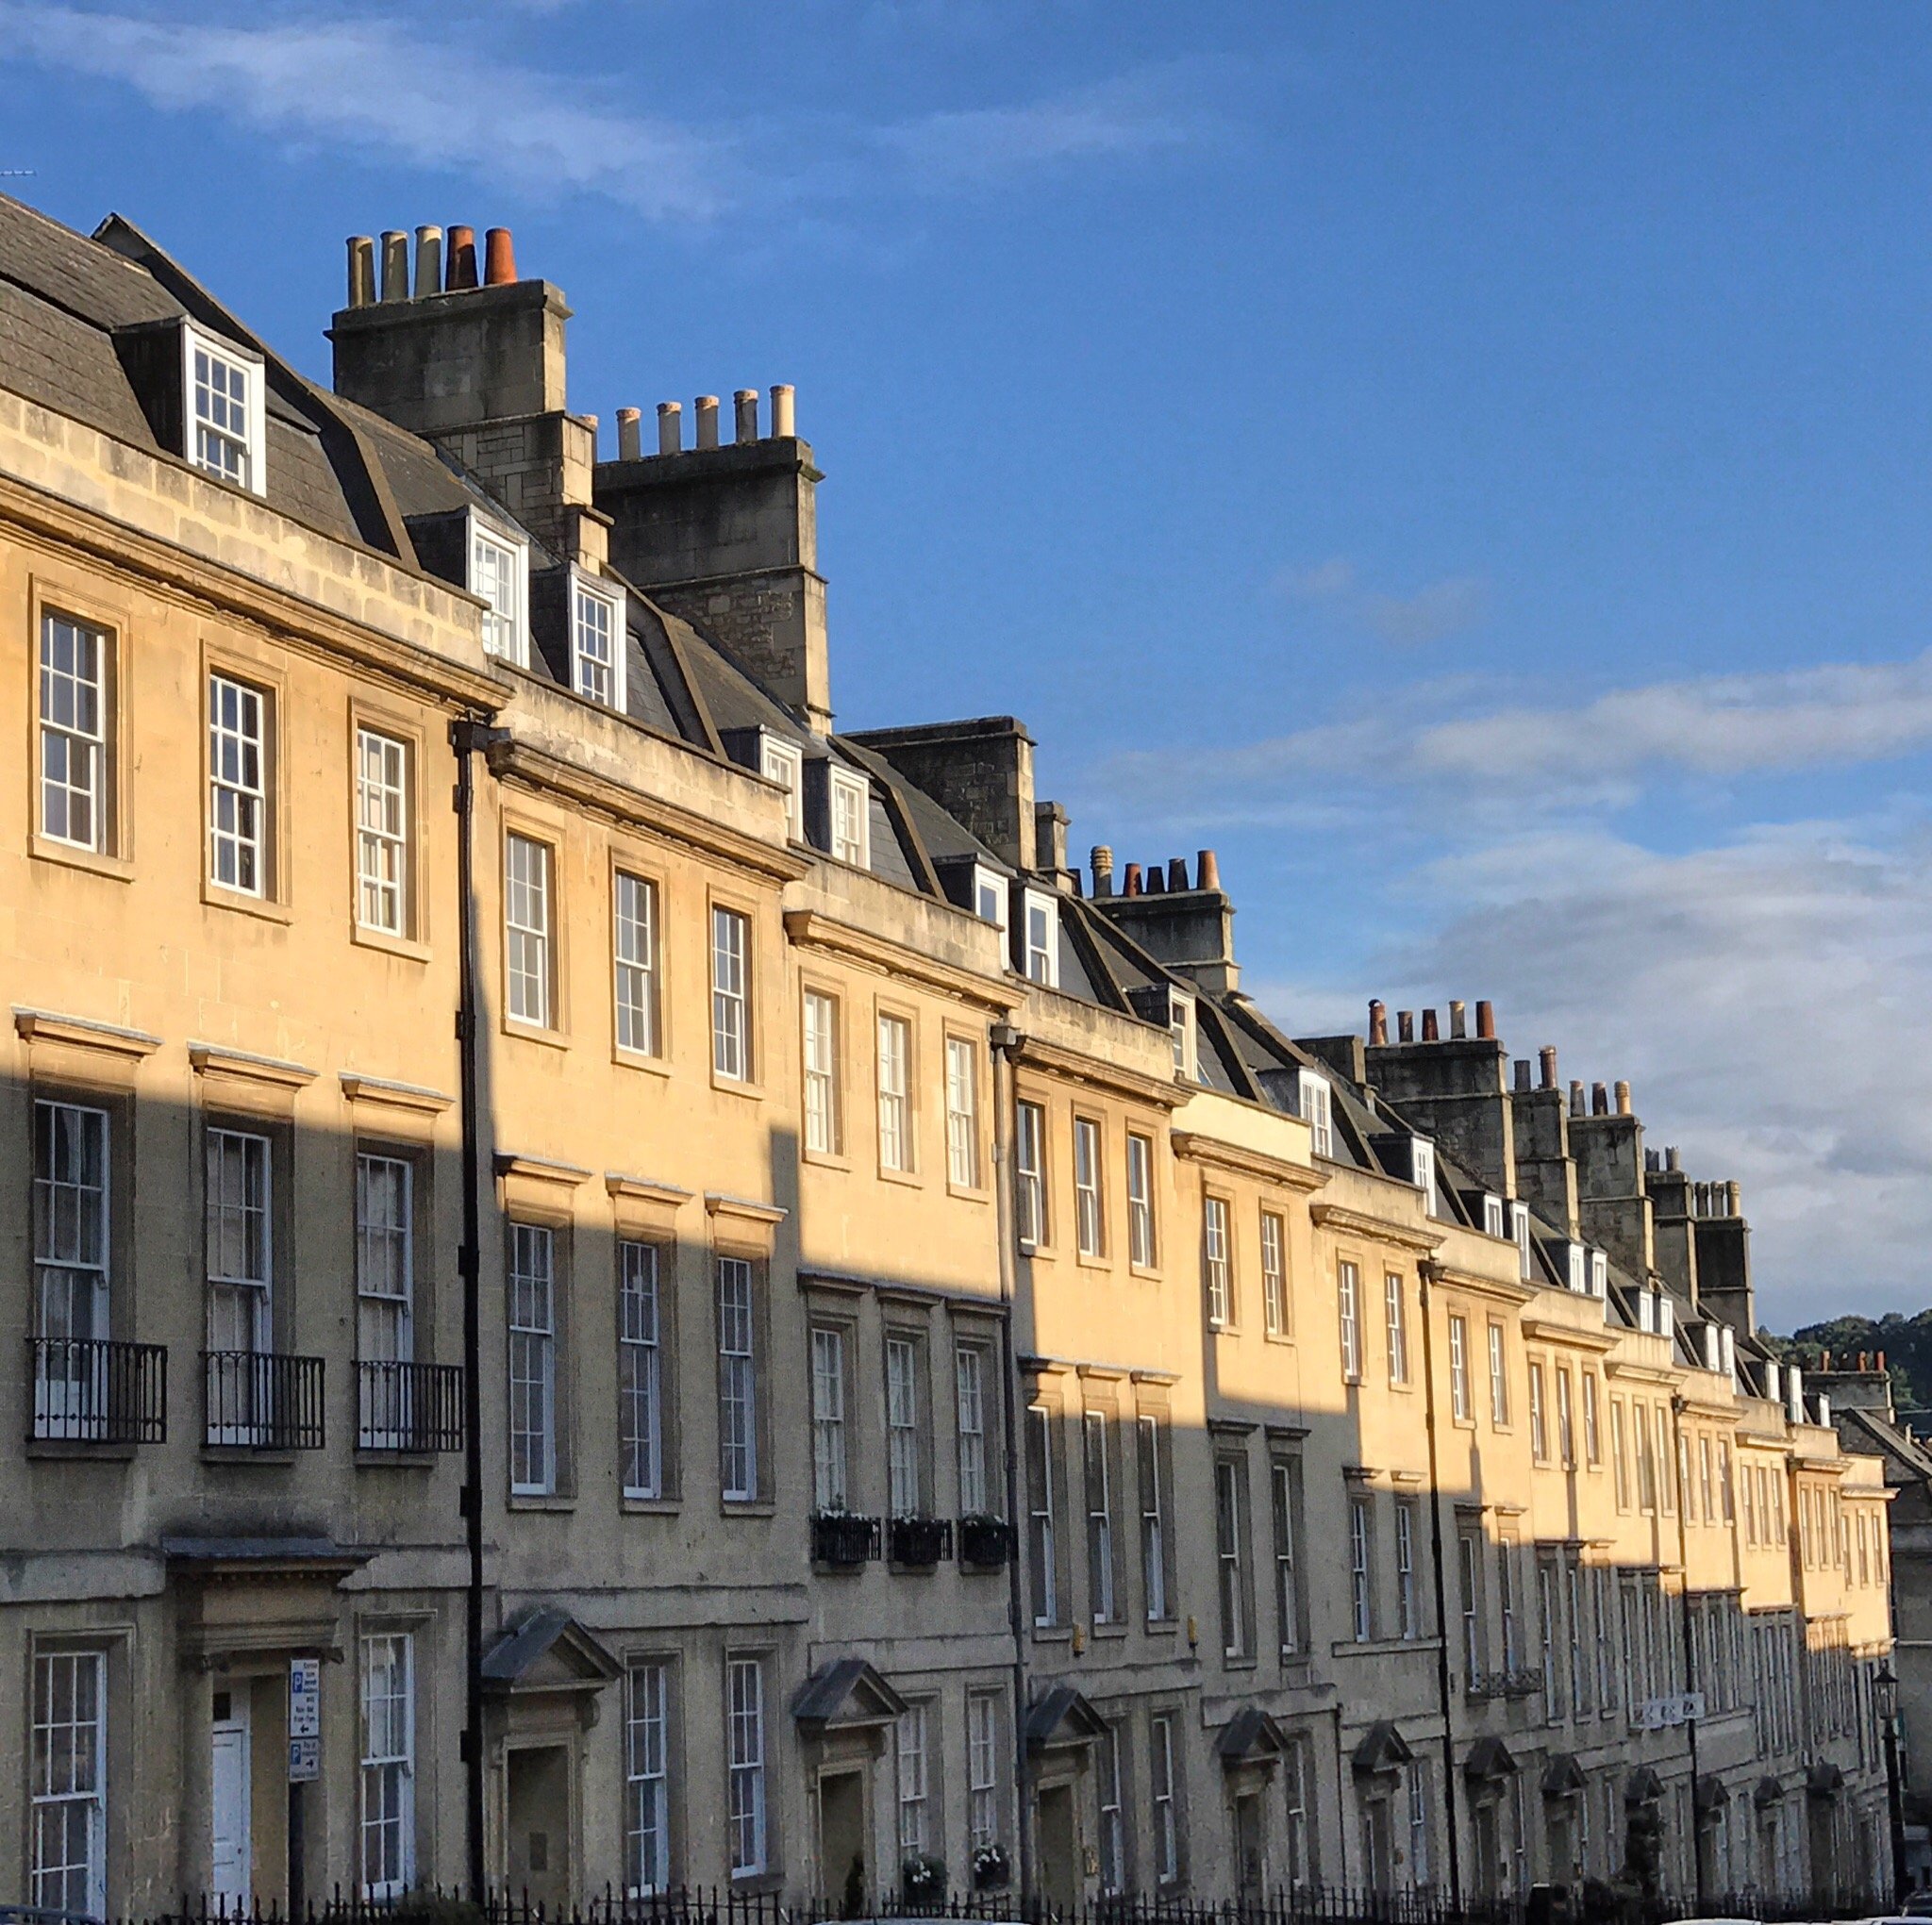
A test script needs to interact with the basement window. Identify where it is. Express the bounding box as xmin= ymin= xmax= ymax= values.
xmin=183 ymin=322 xmax=265 ymax=495
xmin=758 ymin=737 xmax=804 ymax=841
xmin=827 ymin=767 xmax=870 ymax=869
xmin=571 ymin=574 xmax=625 ymax=711
xmin=469 ymin=516 xmax=529 ymax=666
xmin=1298 ymin=1070 xmax=1333 ymax=1157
